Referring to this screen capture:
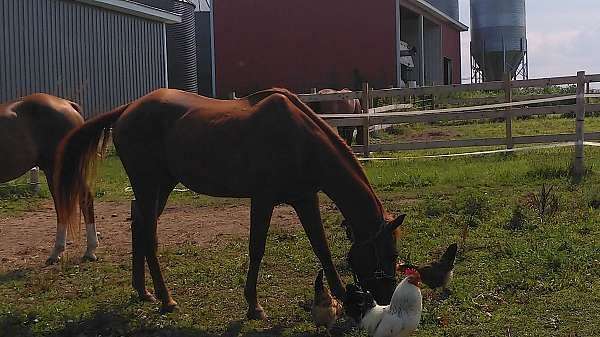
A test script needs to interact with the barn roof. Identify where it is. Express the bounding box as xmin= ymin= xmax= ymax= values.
xmin=403 ymin=0 xmax=468 ymax=31
xmin=76 ymin=0 xmax=181 ymax=23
